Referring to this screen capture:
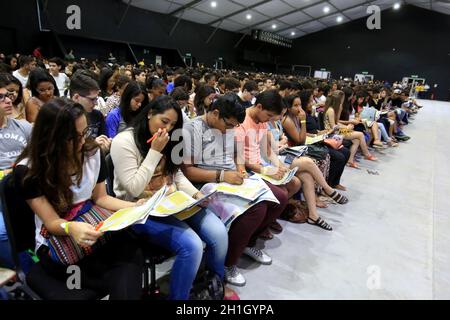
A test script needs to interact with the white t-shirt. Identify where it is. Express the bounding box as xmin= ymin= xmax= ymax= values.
xmin=12 ymin=70 xmax=29 ymax=87
xmin=52 ymin=72 xmax=70 ymax=97
xmin=19 ymin=150 xmax=102 ymax=250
